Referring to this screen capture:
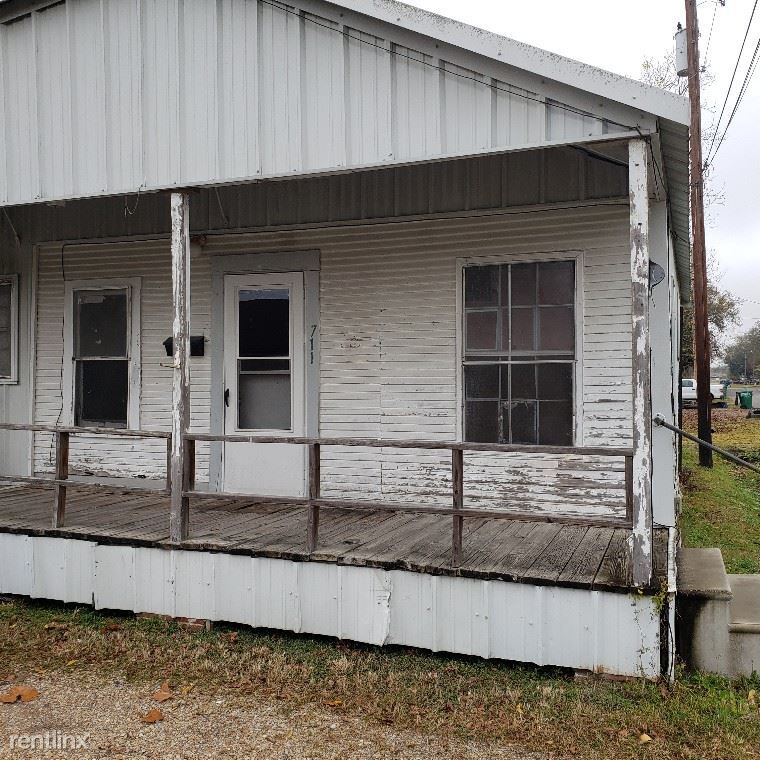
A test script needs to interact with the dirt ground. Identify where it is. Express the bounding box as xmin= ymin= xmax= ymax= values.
xmin=0 ymin=673 xmax=544 ymax=760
